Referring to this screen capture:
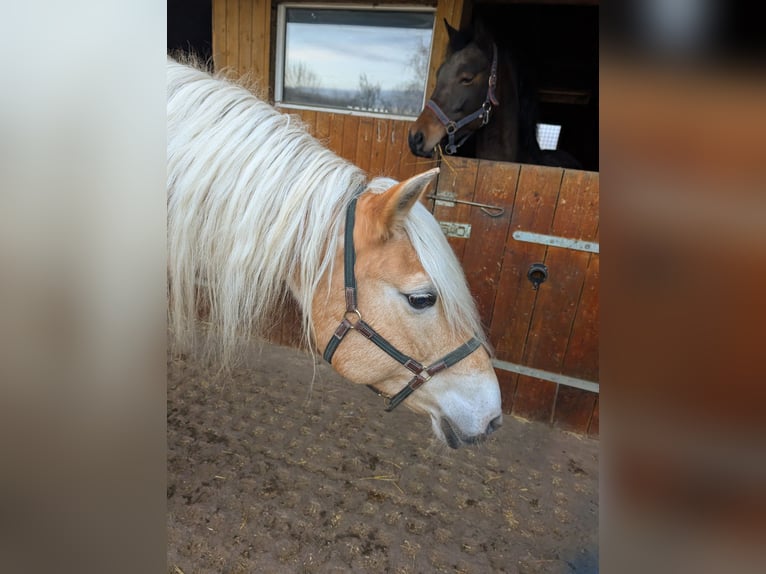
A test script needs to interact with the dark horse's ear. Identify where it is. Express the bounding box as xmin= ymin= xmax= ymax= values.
xmin=444 ymin=18 xmax=472 ymax=52
xmin=444 ymin=19 xmax=459 ymax=44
